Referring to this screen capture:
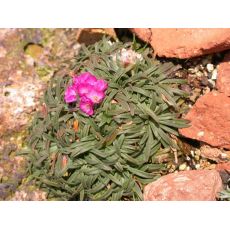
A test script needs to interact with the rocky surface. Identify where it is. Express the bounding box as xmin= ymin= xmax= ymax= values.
xmin=0 ymin=29 xmax=80 ymax=141
xmin=0 ymin=154 xmax=26 ymax=200
xmin=132 ymin=28 xmax=230 ymax=58
xmin=0 ymin=28 xmax=81 ymax=200
xmin=179 ymin=91 xmax=230 ymax=149
xmin=130 ymin=28 xmax=151 ymax=43
xmin=10 ymin=183 xmax=47 ymax=201
xmin=216 ymin=52 xmax=230 ymax=96
xmin=76 ymin=28 xmax=117 ymax=45
xmin=200 ymin=145 xmax=230 ymax=163
xmin=144 ymin=170 xmax=223 ymax=201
